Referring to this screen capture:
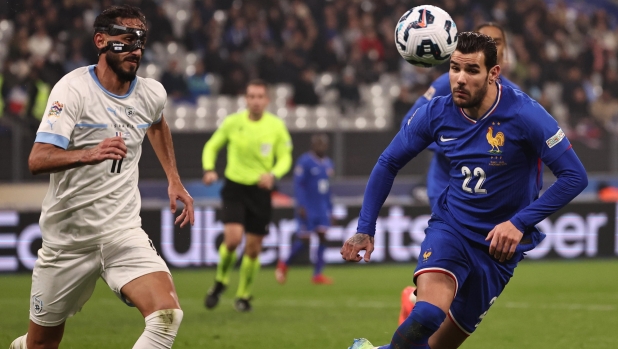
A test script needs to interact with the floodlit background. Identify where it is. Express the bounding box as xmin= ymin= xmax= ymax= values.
xmin=1 ymin=0 xmax=618 ymax=348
